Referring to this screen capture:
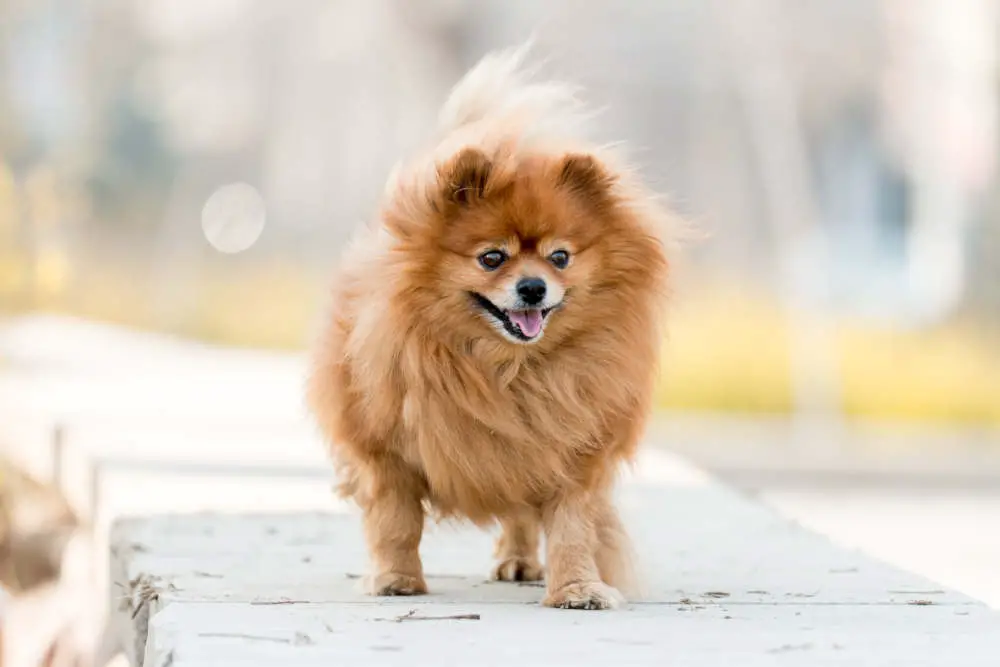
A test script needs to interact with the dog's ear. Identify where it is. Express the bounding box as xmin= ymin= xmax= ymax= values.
xmin=556 ymin=154 xmax=617 ymax=206
xmin=440 ymin=148 xmax=494 ymax=206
